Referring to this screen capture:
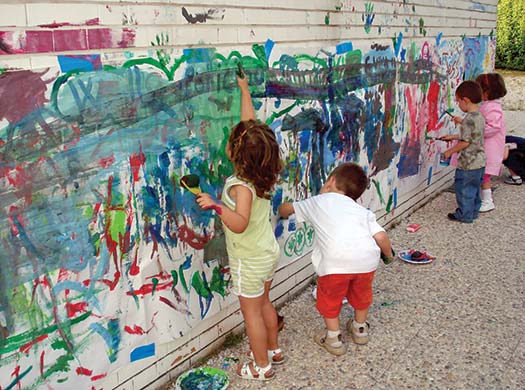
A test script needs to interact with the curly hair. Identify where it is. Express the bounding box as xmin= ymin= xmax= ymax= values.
xmin=228 ymin=119 xmax=283 ymax=199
